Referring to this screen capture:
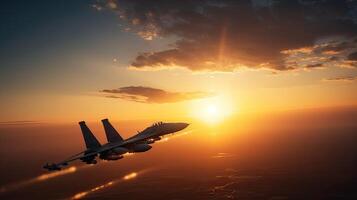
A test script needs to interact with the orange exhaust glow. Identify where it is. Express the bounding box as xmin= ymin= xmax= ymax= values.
xmin=123 ymin=152 xmax=135 ymax=157
xmin=157 ymin=130 xmax=193 ymax=143
xmin=72 ymin=181 xmax=114 ymax=199
xmin=37 ymin=167 xmax=77 ymax=181
xmin=123 ymin=172 xmax=137 ymax=180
